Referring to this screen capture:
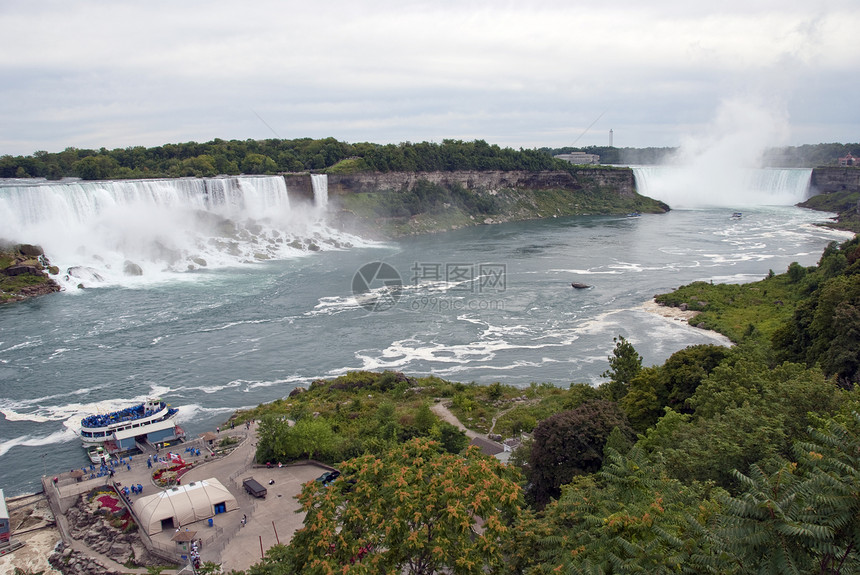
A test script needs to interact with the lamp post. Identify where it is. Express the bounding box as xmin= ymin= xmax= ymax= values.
xmin=41 ymin=453 xmax=47 ymax=477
